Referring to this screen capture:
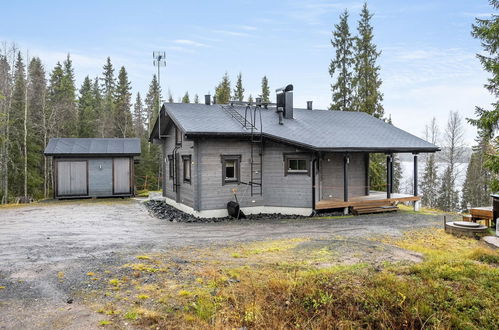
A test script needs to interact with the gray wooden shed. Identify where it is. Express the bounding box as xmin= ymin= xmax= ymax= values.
xmin=44 ymin=138 xmax=141 ymax=199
